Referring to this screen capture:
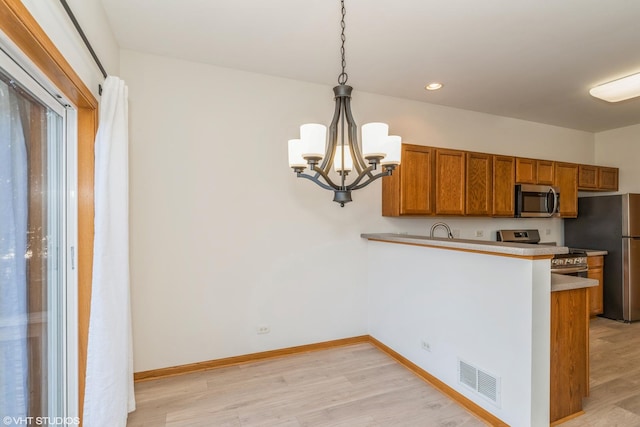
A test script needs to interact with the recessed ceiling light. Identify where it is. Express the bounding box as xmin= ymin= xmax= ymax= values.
xmin=425 ymin=83 xmax=443 ymax=91
xmin=589 ymin=72 xmax=640 ymax=102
